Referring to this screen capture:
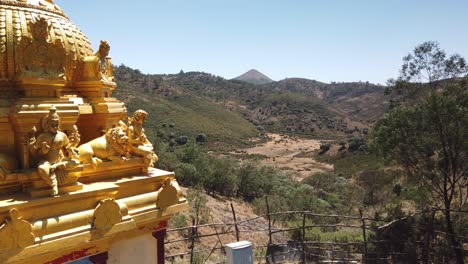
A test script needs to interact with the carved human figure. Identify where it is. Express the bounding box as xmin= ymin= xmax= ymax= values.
xmin=68 ymin=125 xmax=81 ymax=148
xmin=117 ymin=107 xmax=128 ymax=131
xmin=81 ymin=40 xmax=114 ymax=82
xmin=127 ymin=110 xmax=158 ymax=171
xmin=29 ymin=106 xmax=79 ymax=196
xmin=97 ymin=41 xmax=114 ymax=82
